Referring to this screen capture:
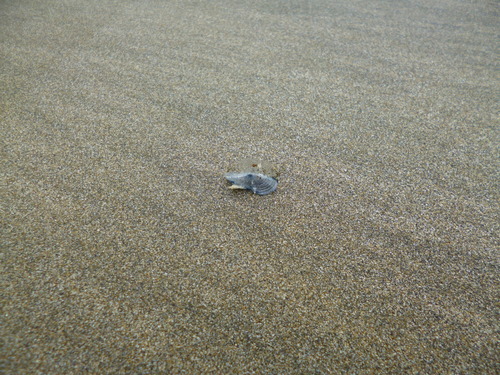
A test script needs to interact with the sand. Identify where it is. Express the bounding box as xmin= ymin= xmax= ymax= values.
xmin=1 ymin=0 xmax=498 ymax=373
